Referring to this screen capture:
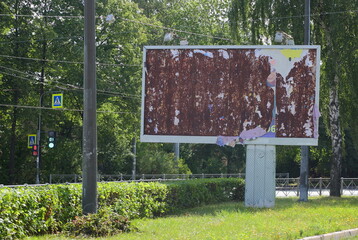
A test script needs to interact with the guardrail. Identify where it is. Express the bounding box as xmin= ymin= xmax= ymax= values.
xmin=275 ymin=177 xmax=358 ymax=197
xmin=1 ymin=175 xmax=357 ymax=197
xmin=48 ymin=173 xmax=291 ymax=184
xmin=48 ymin=173 xmax=247 ymax=183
